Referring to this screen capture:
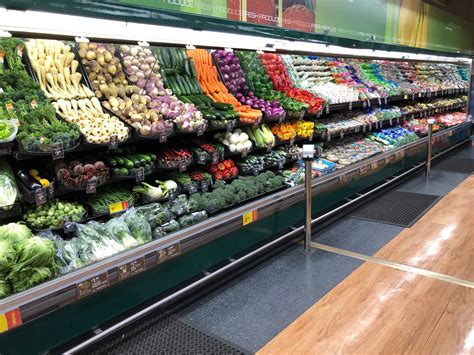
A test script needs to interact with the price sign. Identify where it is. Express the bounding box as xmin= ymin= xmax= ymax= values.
xmin=197 ymin=152 xmax=207 ymax=165
xmin=188 ymin=182 xmax=198 ymax=194
xmin=200 ymin=180 xmax=210 ymax=192
xmin=279 ymin=115 xmax=285 ymax=123
xmin=354 ymin=125 xmax=360 ymax=133
xmin=348 ymin=101 xmax=352 ymax=111
xmin=253 ymin=166 xmax=260 ymax=176
xmin=418 ymin=92 xmax=422 ymax=98
xmin=241 ymin=148 xmax=249 ymax=158
xmin=179 ymin=162 xmax=187 ymax=172
xmin=211 ymin=151 xmax=220 ymax=164
xmin=308 ymin=134 xmax=313 ymax=142
xmin=30 ymin=99 xmax=38 ymax=108
xmin=0 ymin=309 xmax=22 ymax=334
xmin=157 ymin=242 xmax=181 ymax=264
xmin=35 ymin=188 xmax=47 ymax=206
xmin=109 ymin=201 xmax=129 ymax=214
xmin=226 ymin=120 xmax=235 ymax=132
xmin=277 ymin=159 xmax=285 ymax=170
xmin=362 ymin=124 xmax=366 ymax=133
xmin=118 ymin=257 xmax=146 ymax=281
xmin=389 ymin=118 xmax=393 ymax=126
xmin=368 ymin=123 xmax=372 ymax=131
xmin=135 ymin=167 xmax=145 ymax=183
xmin=367 ymin=100 xmax=371 ymax=108
xmin=340 ymin=131 xmax=344 ymax=139
xmin=5 ymin=103 xmax=13 ymax=111
xmin=159 ymin=133 xmax=168 ymax=143
xmin=371 ymin=161 xmax=379 ymax=170
xmin=108 ymin=135 xmax=118 ymax=150
xmin=168 ymin=189 xmax=177 ymax=201
xmin=396 ymin=117 xmax=400 ymax=124
xmin=52 ymin=142 xmax=64 ymax=160
xmin=412 ymin=93 xmax=415 ymax=100
xmin=359 ymin=165 xmax=368 ymax=175
xmin=435 ymin=90 xmax=438 ymax=96
xmin=377 ymin=97 xmax=381 ymax=106
xmin=242 ymin=210 xmax=258 ymax=226
xmin=325 ymin=104 xmax=330 ymax=114
xmin=327 ymin=130 xmax=331 ymax=142
xmin=412 ymin=113 xmax=415 ymax=120
xmin=384 ymin=96 xmax=388 ymax=105
xmin=77 ymin=273 xmax=109 ymax=299
xmin=86 ymin=177 xmax=98 ymax=194
xmin=404 ymin=94 xmax=408 ymax=100
xmin=196 ymin=124 xmax=205 ymax=136
xmin=63 ymin=221 xmax=76 ymax=235
xmin=47 ymin=181 xmax=55 ymax=200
